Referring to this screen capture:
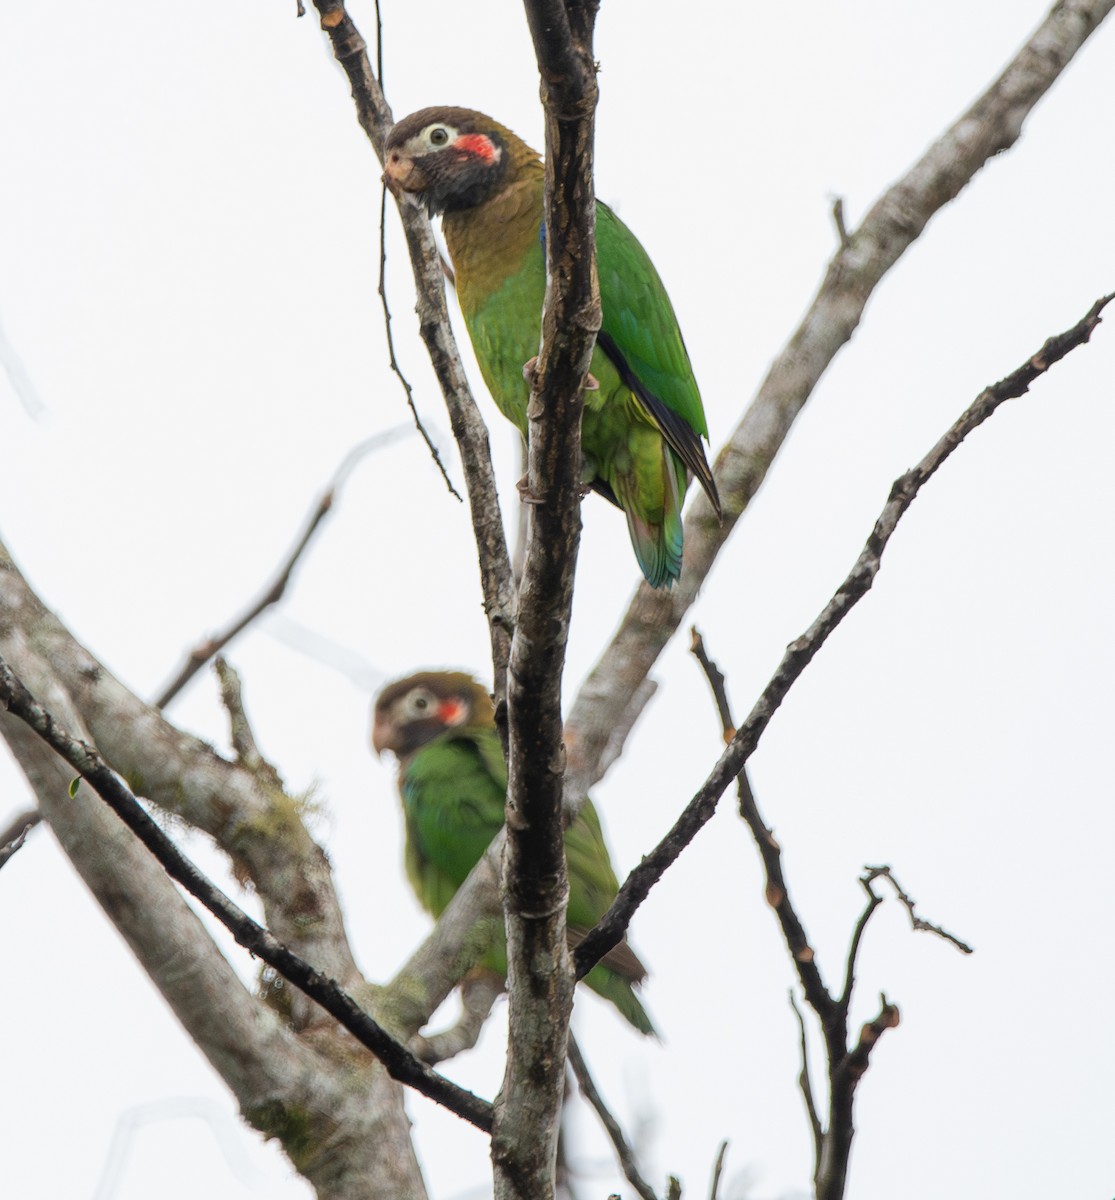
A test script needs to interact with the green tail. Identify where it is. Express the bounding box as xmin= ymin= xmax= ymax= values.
xmin=623 ymin=452 xmax=687 ymax=589
xmin=583 ymin=963 xmax=657 ymax=1037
